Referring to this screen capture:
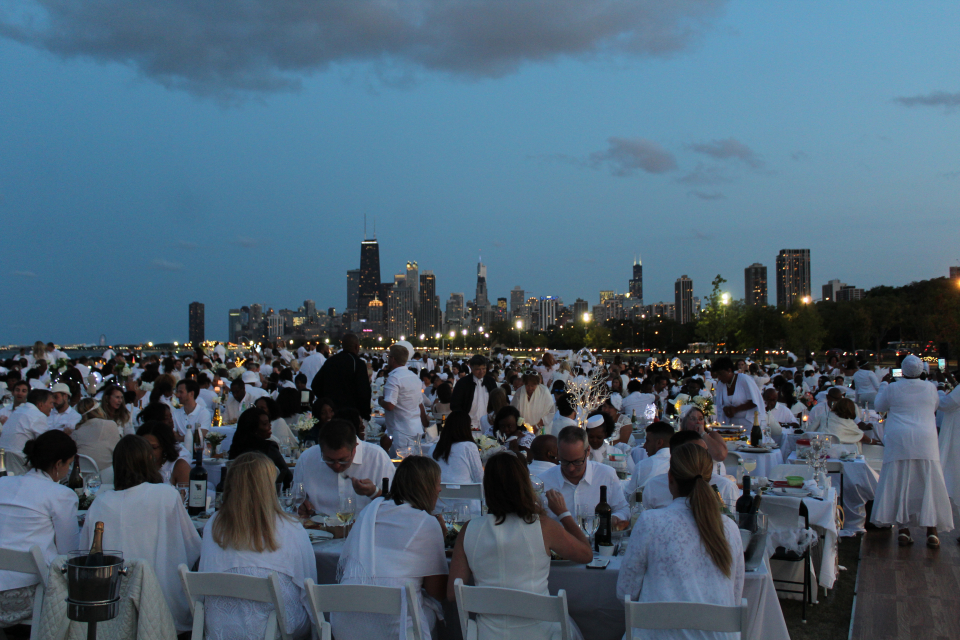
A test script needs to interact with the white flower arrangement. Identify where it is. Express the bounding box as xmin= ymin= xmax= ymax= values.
xmin=674 ymin=393 xmax=715 ymax=419
xmin=564 ymin=368 xmax=610 ymax=425
xmin=228 ymin=367 xmax=245 ymax=380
